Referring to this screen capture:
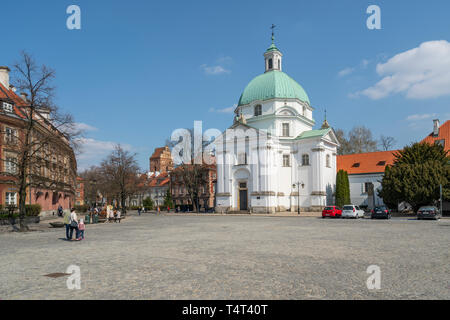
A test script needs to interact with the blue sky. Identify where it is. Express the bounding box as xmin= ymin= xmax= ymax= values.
xmin=1 ymin=0 xmax=450 ymax=171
